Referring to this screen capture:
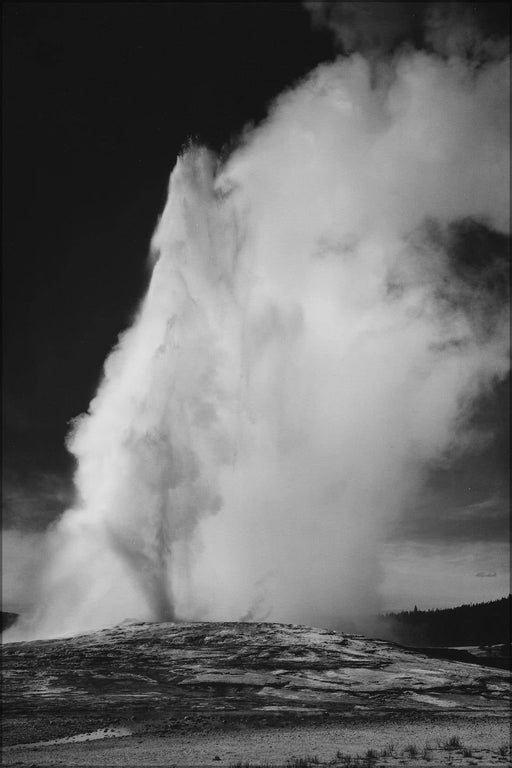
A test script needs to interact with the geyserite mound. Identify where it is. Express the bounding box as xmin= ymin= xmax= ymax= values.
xmin=2 ymin=622 xmax=509 ymax=745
